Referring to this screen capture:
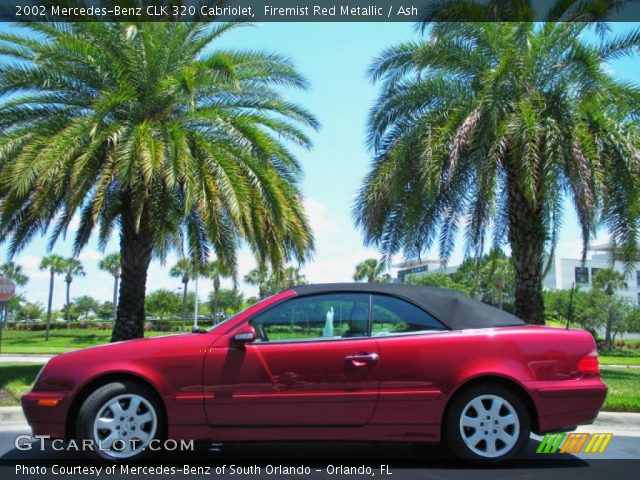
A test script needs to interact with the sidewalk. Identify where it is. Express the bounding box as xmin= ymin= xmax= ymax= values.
xmin=0 ymin=355 xmax=53 ymax=363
